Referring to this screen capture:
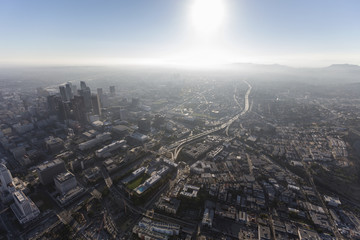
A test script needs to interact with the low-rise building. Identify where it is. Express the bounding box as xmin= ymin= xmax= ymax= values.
xmin=95 ymin=140 xmax=126 ymax=158
xmin=126 ymin=132 xmax=149 ymax=146
xmin=180 ymin=184 xmax=200 ymax=198
xmin=78 ymin=132 xmax=111 ymax=151
xmin=258 ymin=225 xmax=271 ymax=240
xmin=57 ymin=186 xmax=85 ymax=206
xmin=122 ymin=167 xmax=146 ymax=184
xmin=298 ymin=228 xmax=321 ymax=240
xmin=324 ymin=195 xmax=341 ymax=207
xmin=156 ymin=197 xmax=180 ymax=214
